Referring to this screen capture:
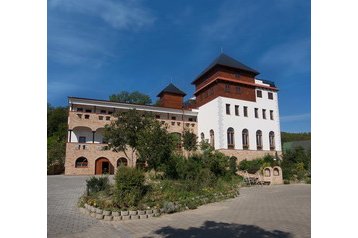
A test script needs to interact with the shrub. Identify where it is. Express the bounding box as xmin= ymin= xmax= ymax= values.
xmin=229 ymin=156 xmax=238 ymax=174
xmin=238 ymin=159 xmax=263 ymax=174
xmin=86 ymin=176 xmax=110 ymax=195
xmin=114 ymin=166 xmax=146 ymax=208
